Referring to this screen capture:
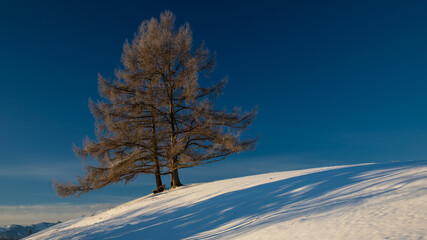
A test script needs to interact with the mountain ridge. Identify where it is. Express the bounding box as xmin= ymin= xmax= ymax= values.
xmin=0 ymin=222 xmax=60 ymax=240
